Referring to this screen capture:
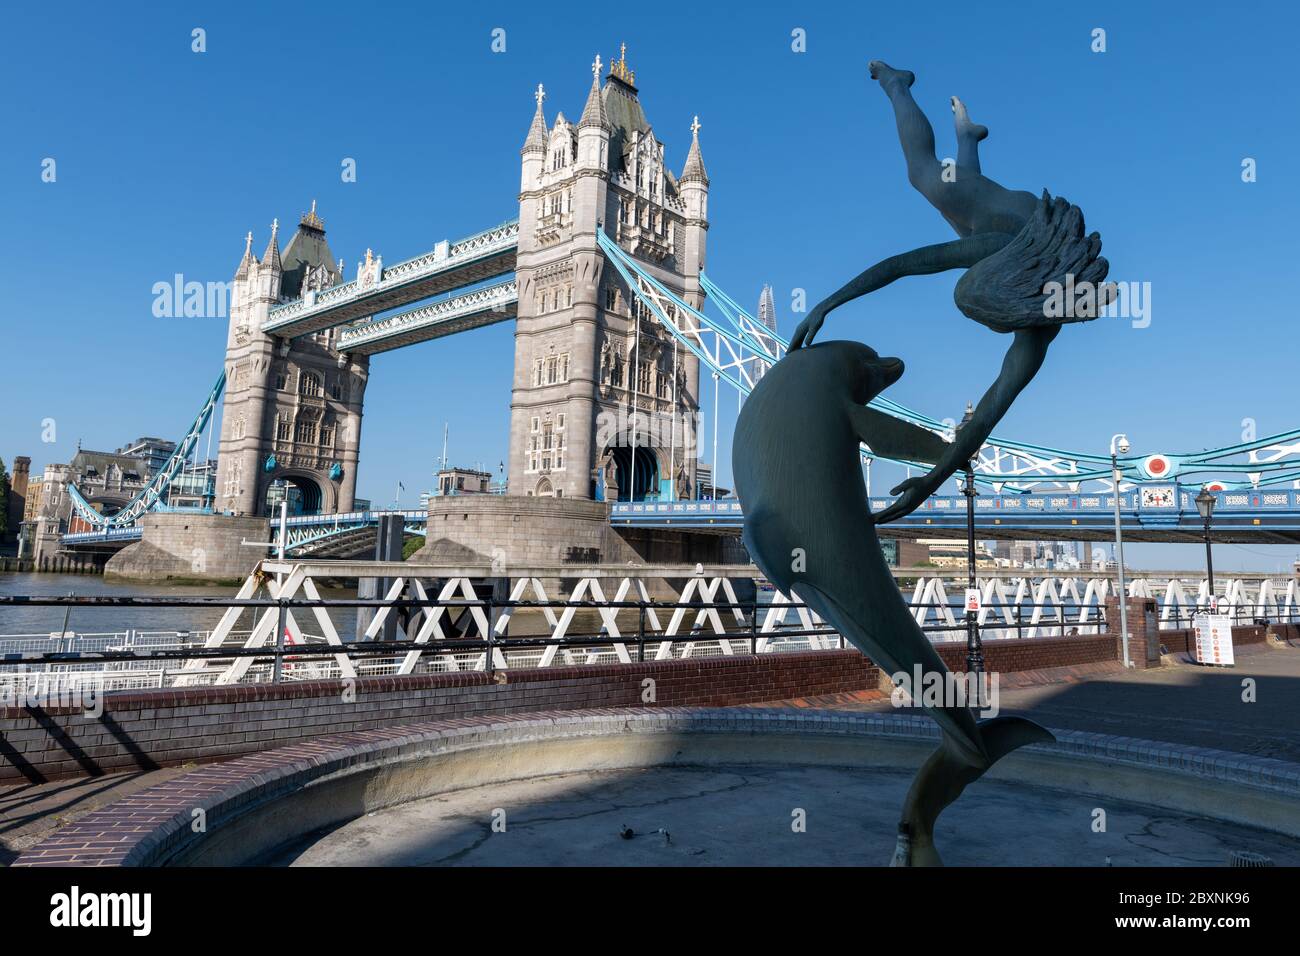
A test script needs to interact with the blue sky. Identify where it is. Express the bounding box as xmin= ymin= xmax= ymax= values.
xmin=2 ymin=1 xmax=1297 ymax=569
